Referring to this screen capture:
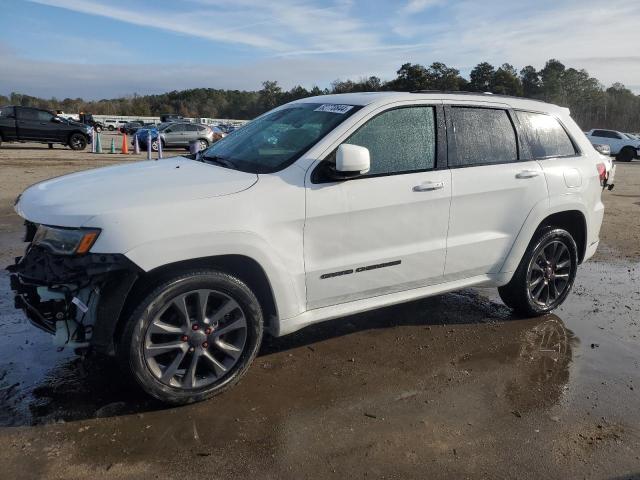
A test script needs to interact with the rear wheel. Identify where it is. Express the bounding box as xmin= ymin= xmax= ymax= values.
xmin=499 ymin=228 xmax=578 ymax=316
xmin=117 ymin=270 xmax=263 ymax=404
xmin=68 ymin=133 xmax=87 ymax=150
xmin=198 ymin=139 xmax=209 ymax=151
xmin=616 ymin=146 xmax=634 ymax=162
xmin=108 ymin=125 xmax=115 ymax=131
